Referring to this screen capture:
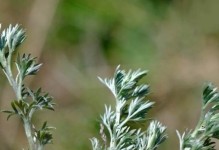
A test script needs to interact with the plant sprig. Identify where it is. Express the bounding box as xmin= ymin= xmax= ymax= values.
xmin=0 ymin=24 xmax=55 ymax=150
xmin=91 ymin=66 xmax=167 ymax=150
xmin=177 ymin=83 xmax=219 ymax=150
